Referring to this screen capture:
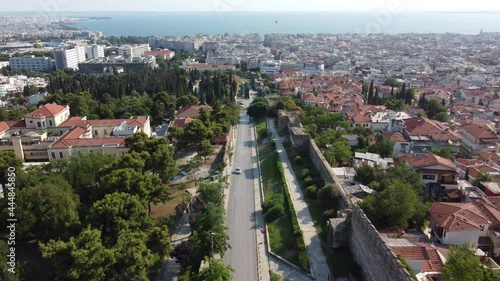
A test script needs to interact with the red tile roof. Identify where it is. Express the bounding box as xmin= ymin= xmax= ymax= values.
xmin=26 ymin=103 xmax=67 ymax=118
xmin=381 ymin=132 xmax=407 ymax=142
xmin=430 ymin=202 xmax=490 ymax=231
xmin=391 ymin=244 xmax=444 ymax=273
xmin=4 ymin=120 xmax=26 ymax=128
xmin=404 ymin=117 xmax=460 ymax=141
xmin=58 ymin=116 xmax=89 ymax=127
xmin=171 ymin=117 xmax=193 ymax=128
xmin=0 ymin=121 xmax=9 ymax=133
xmin=406 ymin=153 xmax=457 ymax=171
xmin=50 ymin=125 xmax=126 ymax=149
xmin=175 ymin=105 xmax=212 ymax=119
xmin=87 ymin=116 xmax=148 ymax=127
xmin=462 ymin=124 xmax=500 ymax=143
